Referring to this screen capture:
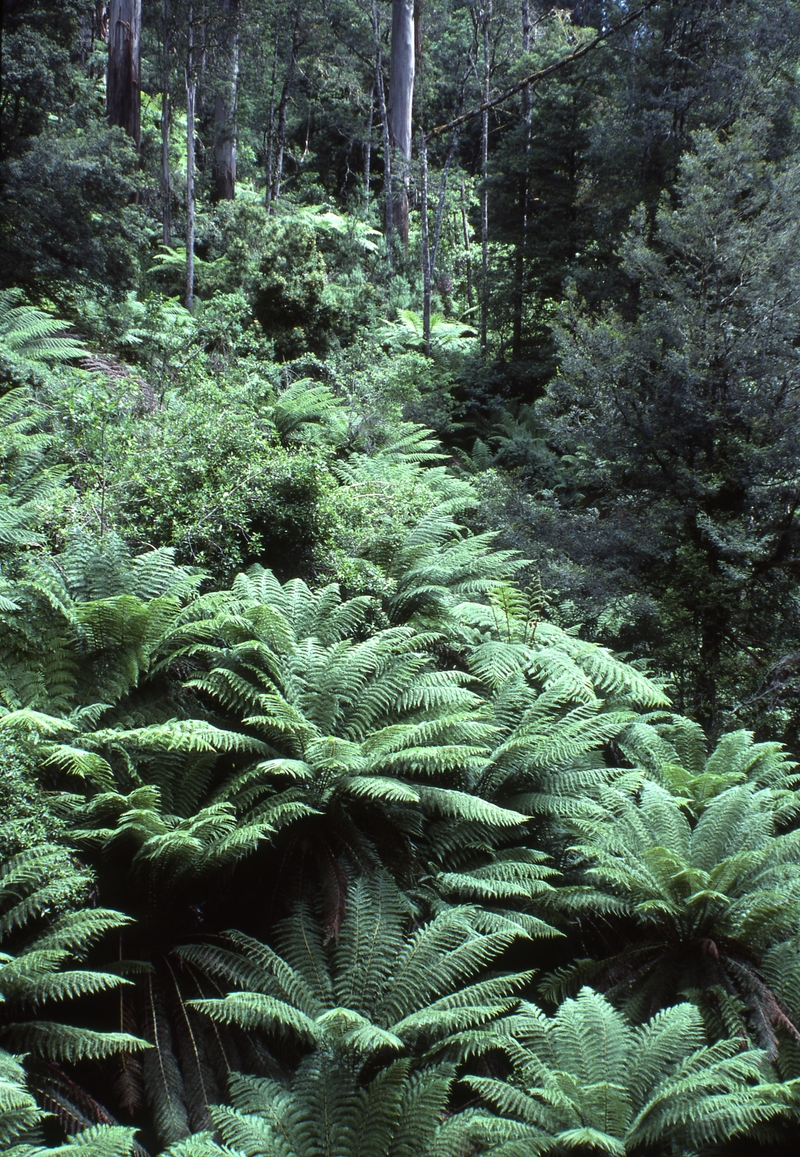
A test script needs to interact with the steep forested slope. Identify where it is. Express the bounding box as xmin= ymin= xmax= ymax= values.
xmin=2 ymin=2 xmax=800 ymax=1153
